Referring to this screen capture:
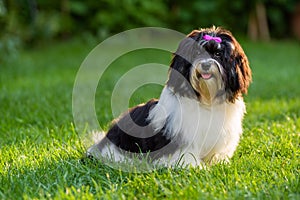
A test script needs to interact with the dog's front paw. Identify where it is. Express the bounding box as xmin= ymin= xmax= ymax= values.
xmin=204 ymin=153 xmax=231 ymax=165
